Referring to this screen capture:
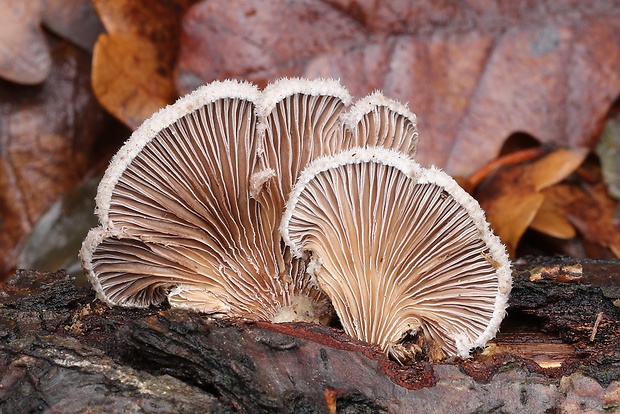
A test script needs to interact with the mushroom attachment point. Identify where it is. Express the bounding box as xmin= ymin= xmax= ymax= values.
xmin=280 ymin=147 xmax=512 ymax=362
